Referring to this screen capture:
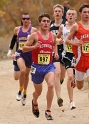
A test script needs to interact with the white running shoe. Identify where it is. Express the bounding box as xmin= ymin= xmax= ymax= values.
xmin=16 ymin=91 xmax=22 ymax=101
xmin=21 ymin=94 xmax=27 ymax=106
xmin=70 ymin=101 xmax=76 ymax=110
